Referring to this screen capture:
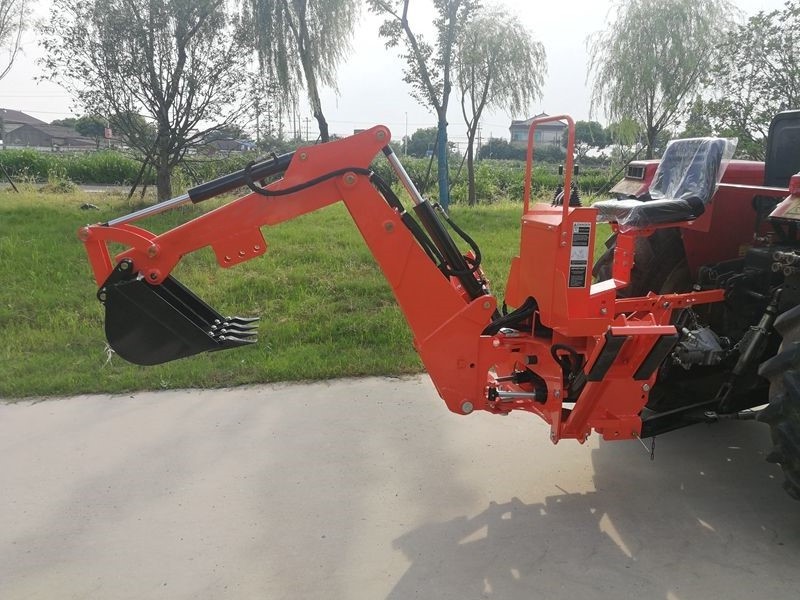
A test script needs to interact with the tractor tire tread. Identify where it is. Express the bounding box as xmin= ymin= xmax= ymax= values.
xmin=759 ymin=313 xmax=800 ymax=501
